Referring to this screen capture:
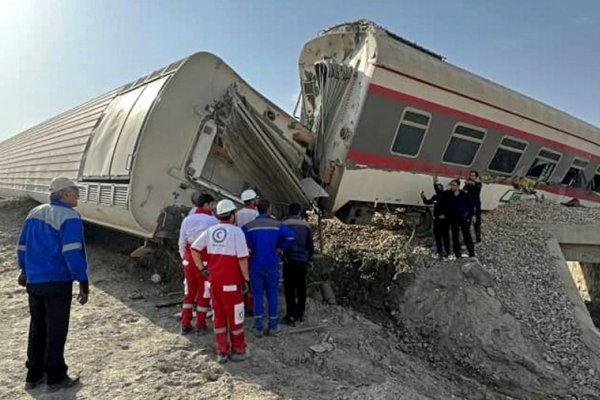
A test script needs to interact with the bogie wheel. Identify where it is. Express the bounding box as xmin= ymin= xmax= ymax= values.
xmin=403 ymin=208 xmax=433 ymax=238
